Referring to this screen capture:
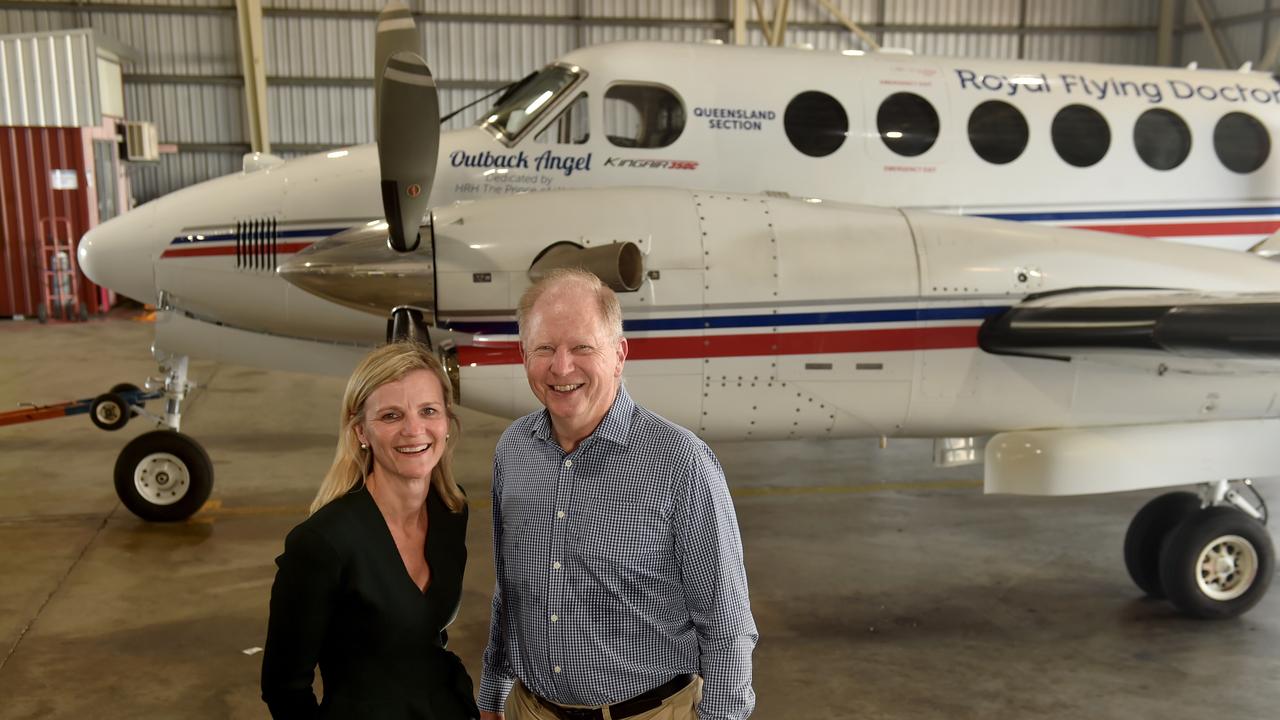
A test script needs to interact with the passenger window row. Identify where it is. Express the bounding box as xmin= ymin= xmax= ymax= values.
xmin=782 ymin=90 xmax=1271 ymax=173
